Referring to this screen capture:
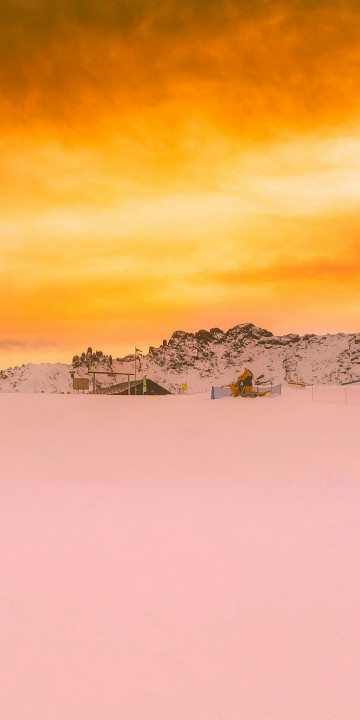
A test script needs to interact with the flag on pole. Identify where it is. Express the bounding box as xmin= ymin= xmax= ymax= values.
xmin=134 ymin=348 xmax=142 ymax=395
xmin=181 ymin=382 xmax=187 ymax=392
